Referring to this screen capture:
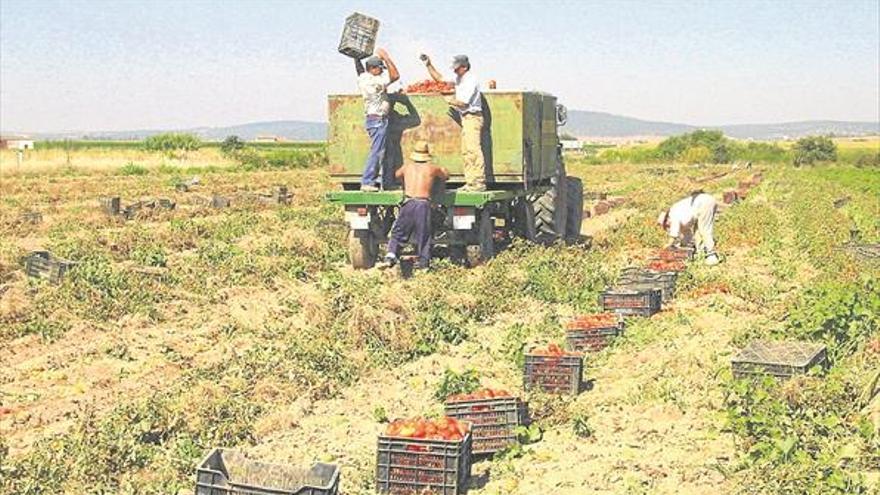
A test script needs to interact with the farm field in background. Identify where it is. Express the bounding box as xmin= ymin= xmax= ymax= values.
xmin=0 ymin=147 xmax=878 ymax=494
